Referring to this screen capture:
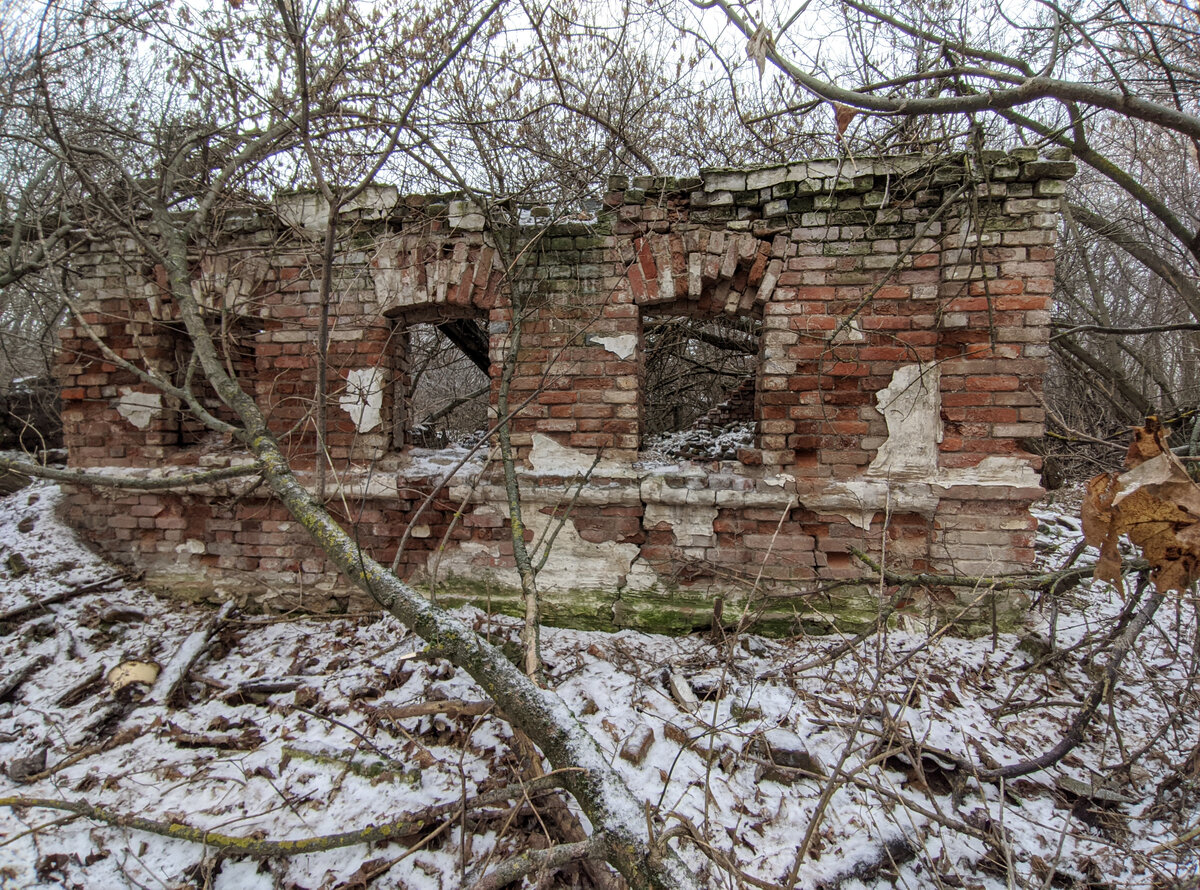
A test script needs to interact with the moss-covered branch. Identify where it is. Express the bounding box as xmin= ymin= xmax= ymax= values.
xmin=849 ymin=548 xmax=1104 ymax=592
xmin=0 ymin=796 xmax=434 ymax=855
xmin=0 ymin=772 xmax=575 ymax=857
xmin=0 ymin=457 xmax=261 ymax=491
